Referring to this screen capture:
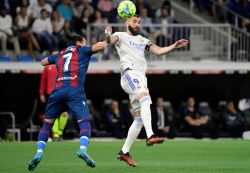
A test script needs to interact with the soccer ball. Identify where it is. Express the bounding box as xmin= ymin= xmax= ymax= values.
xmin=117 ymin=0 xmax=136 ymax=19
